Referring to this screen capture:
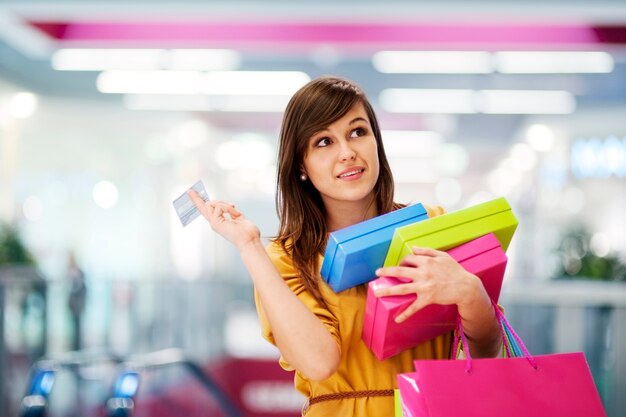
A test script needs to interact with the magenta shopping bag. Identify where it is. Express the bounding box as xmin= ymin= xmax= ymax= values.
xmin=397 ymin=305 xmax=607 ymax=417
